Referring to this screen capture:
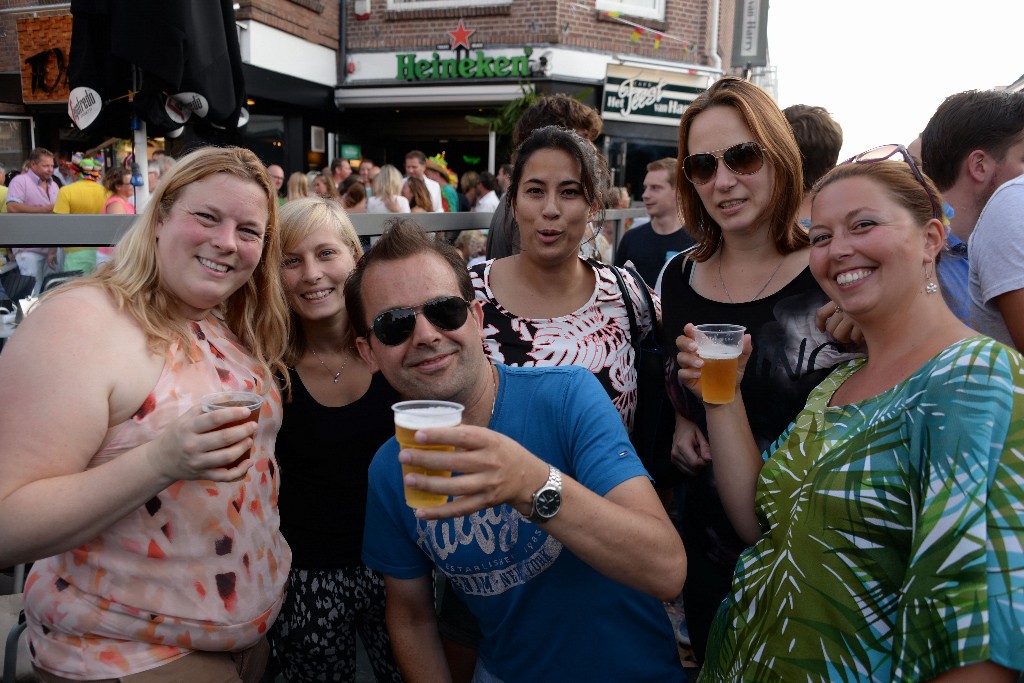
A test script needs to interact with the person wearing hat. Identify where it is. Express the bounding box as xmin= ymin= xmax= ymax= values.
xmin=54 ymin=155 xmax=109 ymax=275
xmin=425 ymin=154 xmax=460 ymax=213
